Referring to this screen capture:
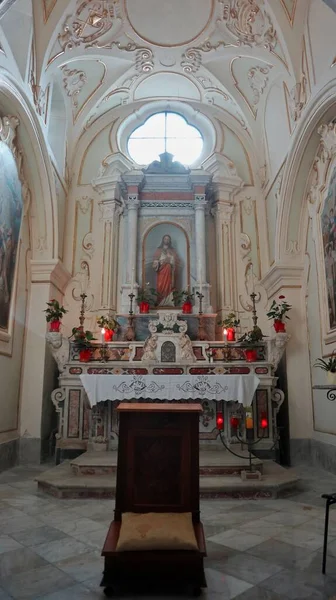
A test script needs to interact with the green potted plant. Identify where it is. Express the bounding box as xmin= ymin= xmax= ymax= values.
xmin=314 ymin=353 xmax=336 ymax=385
xmin=70 ymin=326 xmax=96 ymax=362
xmin=239 ymin=326 xmax=264 ymax=362
xmin=137 ymin=287 xmax=157 ymax=313
xmin=172 ymin=289 xmax=194 ymax=313
xmin=97 ymin=315 xmax=118 ymax=342
xmin=219 ymin=312 xmax=240 ymax=342
xmin=266 ymin=295 xmax=292 ymax=333
xmin=44 ymin=299 xmax=68 ymax=332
